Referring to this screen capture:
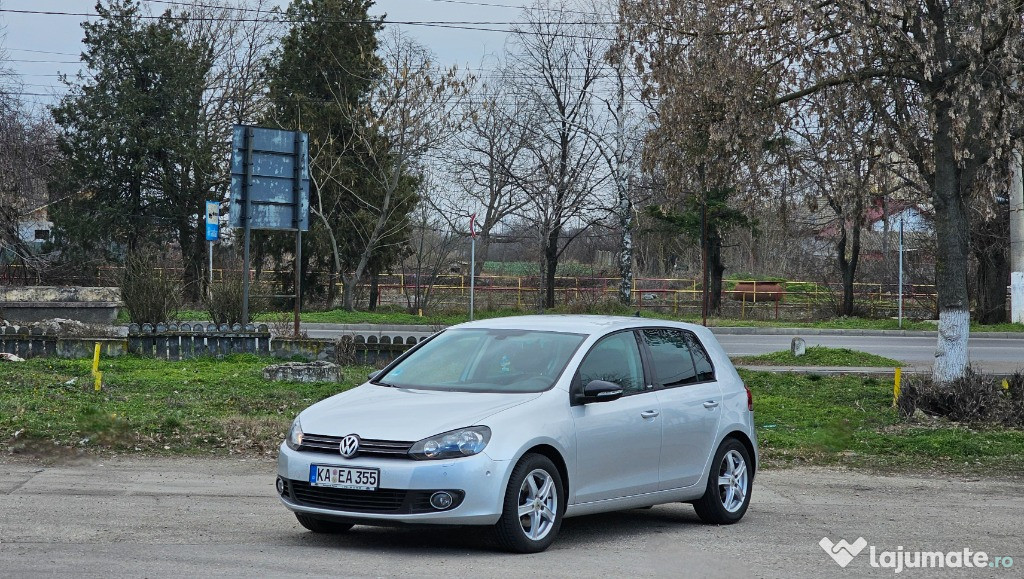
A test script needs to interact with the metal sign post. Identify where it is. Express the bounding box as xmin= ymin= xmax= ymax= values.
xmin=205 ymin=200 xmax=219 ymax=299
xmin=898 ymin=217 xmax=904 ymax=329
xmin=229 ymin=125 xmax=310 ymax=327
